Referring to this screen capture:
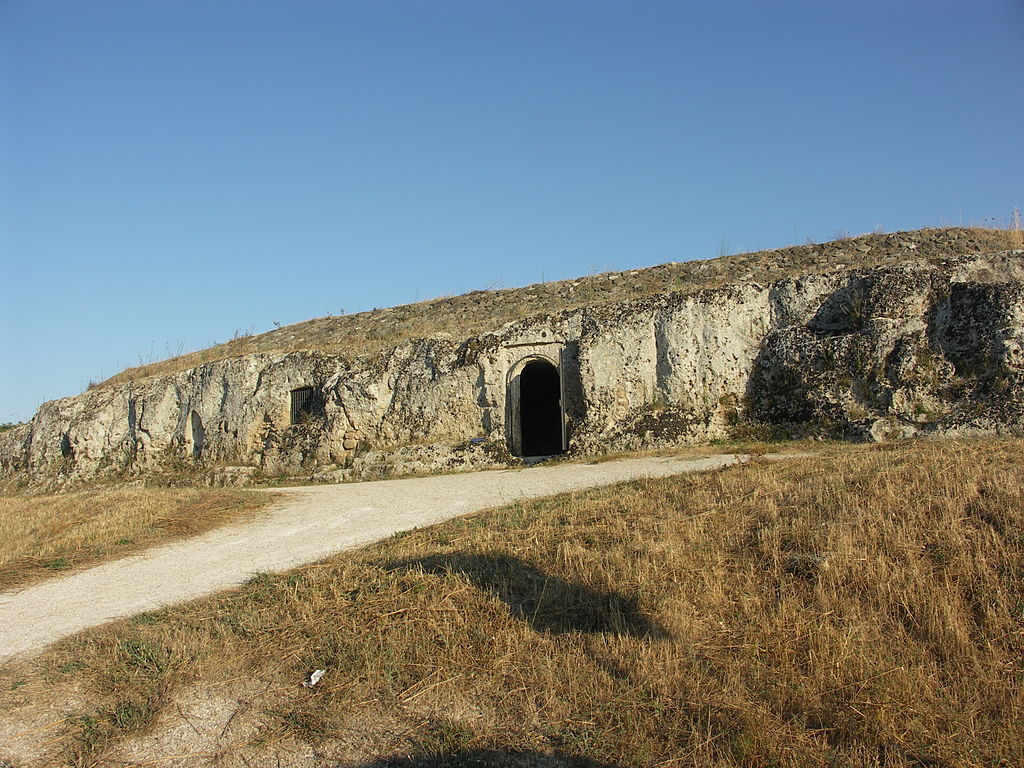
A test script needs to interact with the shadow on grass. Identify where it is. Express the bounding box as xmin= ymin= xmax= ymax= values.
xmin=360 ymin=750 xmax=622 ymax=768
xmin=385 ymin=553 xmax=669 ymax=638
